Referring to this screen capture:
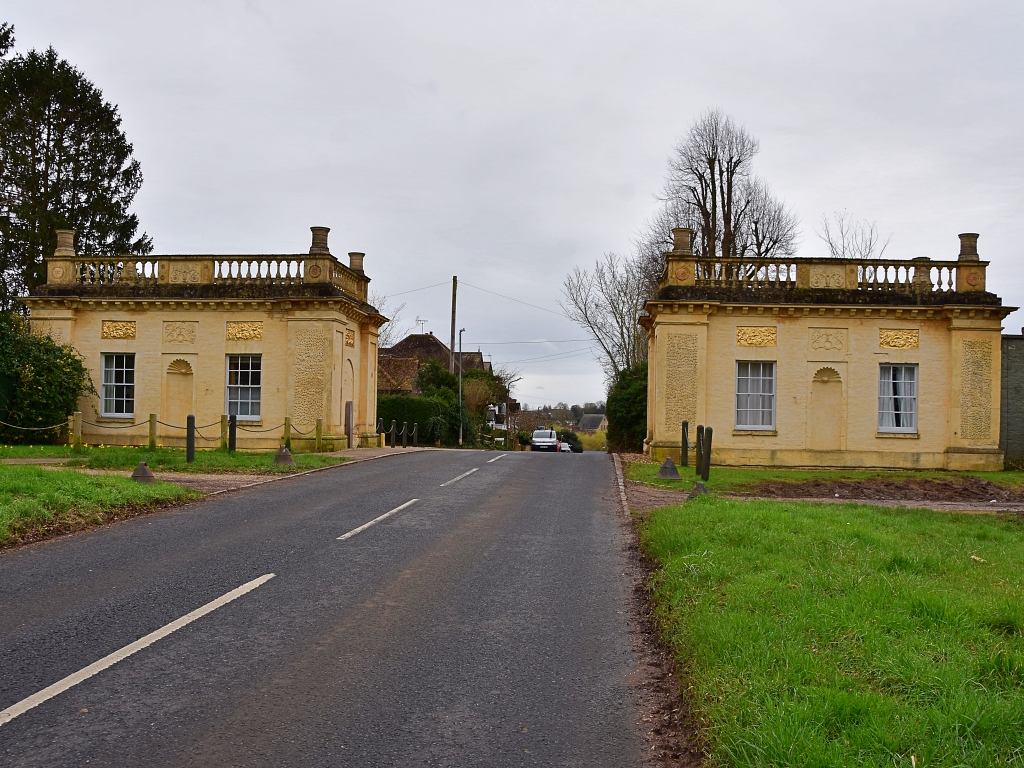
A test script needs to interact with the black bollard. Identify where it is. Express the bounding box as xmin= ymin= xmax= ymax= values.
xmin=186 ymin=414 xmax=196 ymax=463
xmin=701 ymin=427 xmax=713 ymax=482
xmin=390 ymin=420 xmax=396 ymax=448
xmin=681 ymin=420 xmax=689 ymax=467
xmin=695 ymin=424 xmax=704 ymax=475
xmin=228 ymin=414 xmax=237 ymax=453
xmin=402 ymin=421 xmax=408 ymax=448
xmin=412 ymin=423 xmax=418 ymax=447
